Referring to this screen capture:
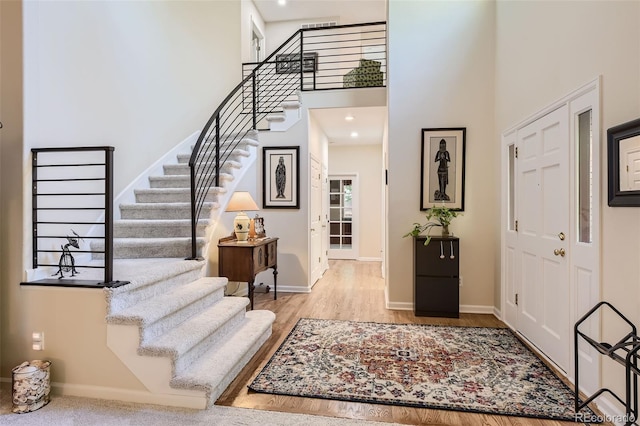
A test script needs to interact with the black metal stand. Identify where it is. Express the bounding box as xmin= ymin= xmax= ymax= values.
xmin=575 ymin=301 xmax=640 ymax=425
